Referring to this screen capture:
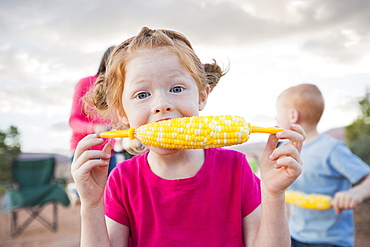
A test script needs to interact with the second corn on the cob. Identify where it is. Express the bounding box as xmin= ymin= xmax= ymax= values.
xmin=285 ymin=190 xmax=332 ymax=210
